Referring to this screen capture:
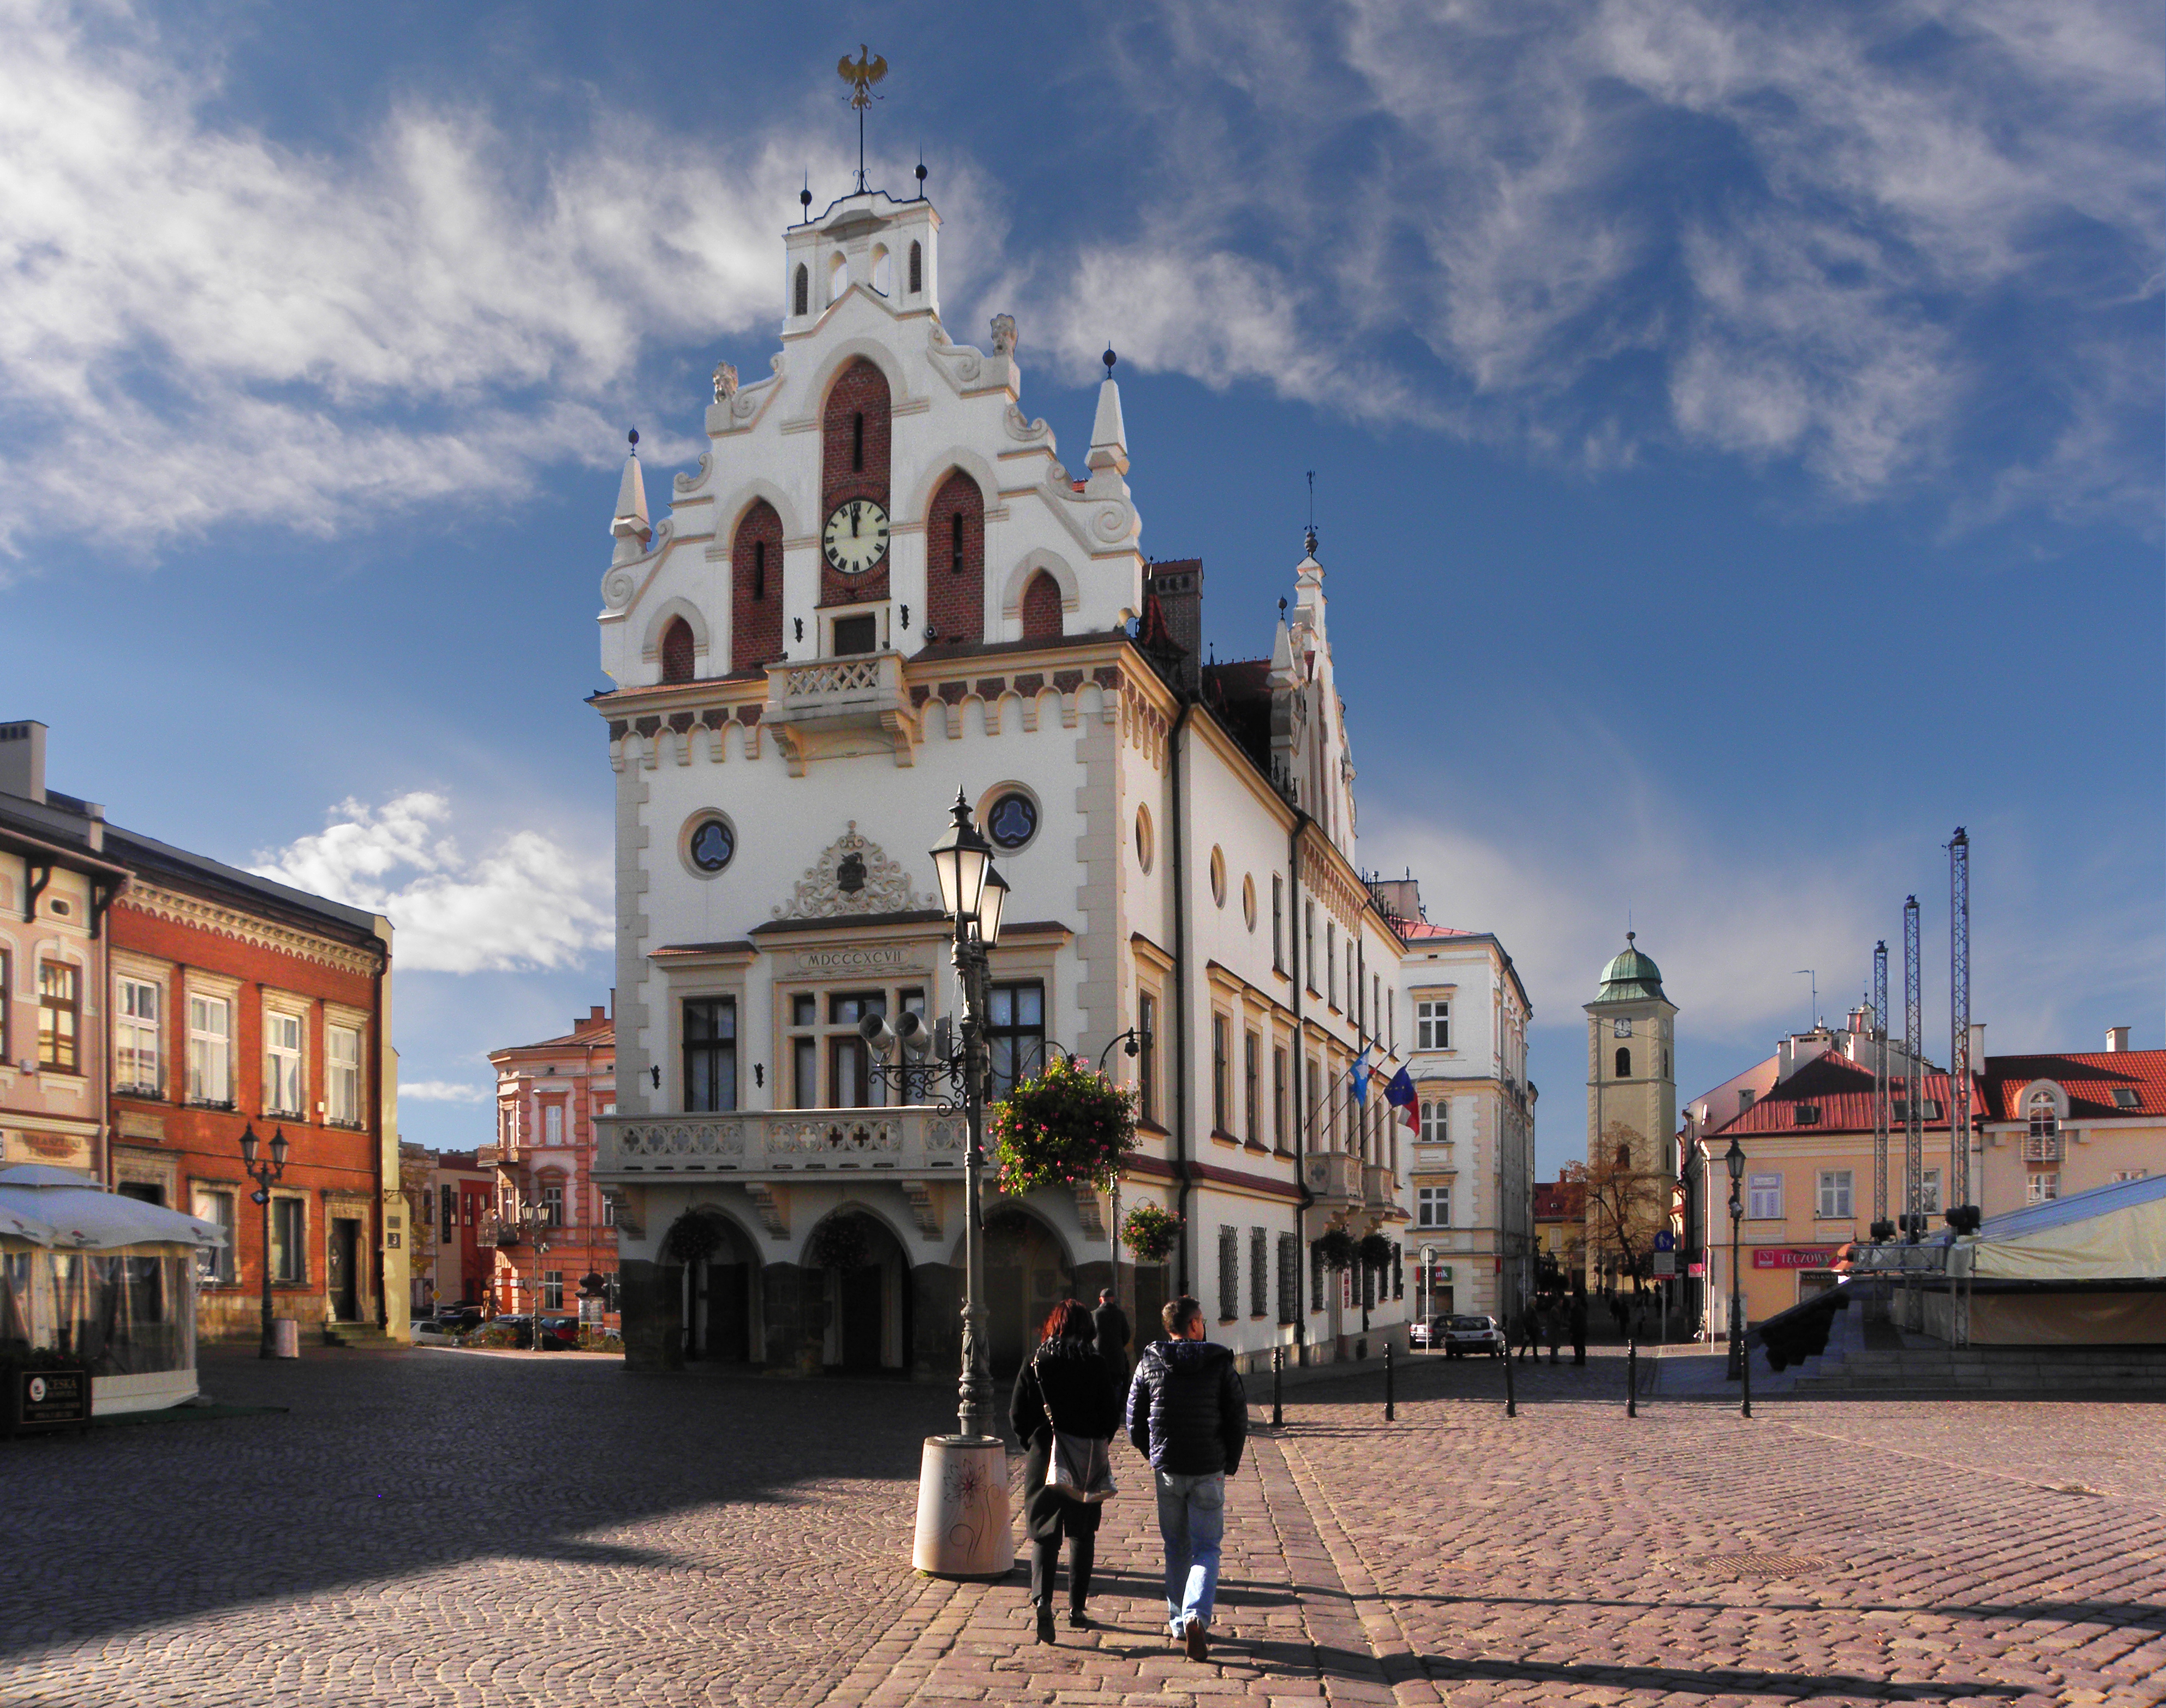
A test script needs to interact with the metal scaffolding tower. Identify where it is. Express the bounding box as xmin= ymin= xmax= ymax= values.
xmin=1872 ymin=939 xmax=1891 ymax=1239
xmin=1903 ymin=895 xmax=1924 ymax=1240
xmin=1949 ymin=827 xmax=1972 ymax=1215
